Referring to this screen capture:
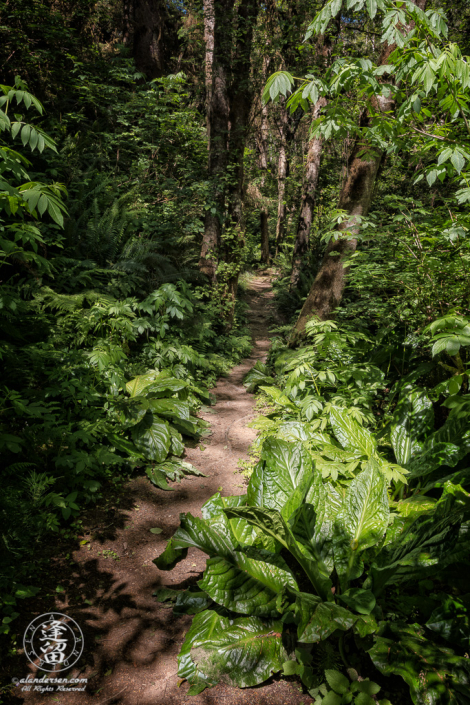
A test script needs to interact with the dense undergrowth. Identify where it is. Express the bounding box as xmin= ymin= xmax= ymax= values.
xmin=155 ymin=128 xmax=470 ymax=703
xmin=156 ymin=308 xmax=470 ymax=704
xmin=0 ymin=71 xmax=252 ymax=639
